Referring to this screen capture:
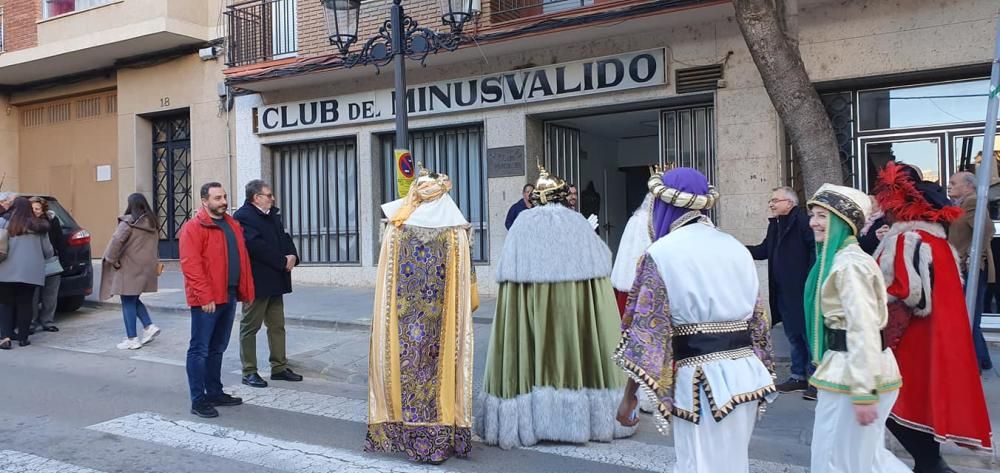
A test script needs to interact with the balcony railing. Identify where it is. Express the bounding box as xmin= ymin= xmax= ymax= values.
xmin=225 ymin=0 xmax=298 ymax=67
xmin=41 ymin=0 xmax=116 ymax=20
xmin=489 ymin=0 xmax=593 ymax=22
